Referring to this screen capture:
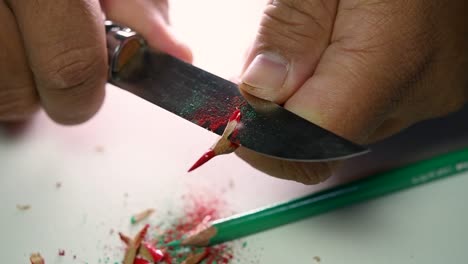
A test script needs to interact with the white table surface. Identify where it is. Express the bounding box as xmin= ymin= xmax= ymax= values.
xmin=2 ymin=1 xmax=468 ymax=263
